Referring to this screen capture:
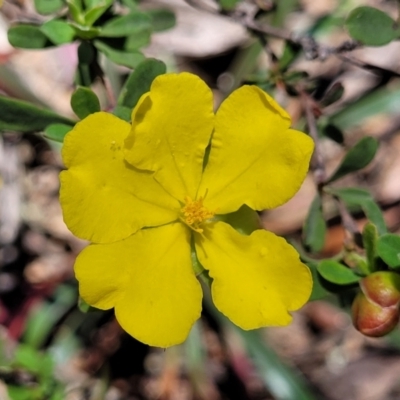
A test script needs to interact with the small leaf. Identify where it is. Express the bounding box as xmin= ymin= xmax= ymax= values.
xmin=71 ymin=22 xmax=101 ymax=39
xmin=0 ymin=96 xmax=75 ymax=133
xmin=320 ymin=82 xmax=345 ymax=107
xmin=377 ymin=234 xmax=400 ymax=268
xmin=43 ymin=123 xmax=72 ymax=143
xmin=345 ymin=6 xmax=399 ymax=46
xmin=362 ymin=222 xmax=378 ymax=272
xmin=303 ymin=194 xmax=326 ymax=253
xmin=222 ymin=205 xmax=260 ymax=235
xmin=112 ymin=105 xmax=132 ymax=121
xmin=317 ymin=260 xmax=361 ymax=285
xmin=8 ymin=25 xmax=51 ymax=49
xmin=117 ymin=58 xmax=166 ymax=109
xmin=67 ymin=0 xmax=85 ymax=24
xmin=83 ymin=0 xmax=113 ymax=26
xmin=218 ymin=0 xmax=240 ymax=11
xmin=40 ymin=20 xmax=76 ymax=45
xmin=326 ymin=136 xmax=379 ymax=183
xmin=125 ymin=28 xmax=152 ymax=50
xmin=321 ymin=124 xmax=344 ymax=144
xmin=71 ymin=86 xmax=101 ymax=119
xmin=328 ymin=187 xmax=387 ymax=235
xmin=100 ymin=12 xmax=151 ymax=37
xmin=94 ymin=40 xmax=145 ymax=68
xmin=307 ymin=261 xmax=330 ymax=301
xmin=147 ymin=8 xmax=176 ymax=32
xmin=34 ymin=0 xmax=64 ymax=14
